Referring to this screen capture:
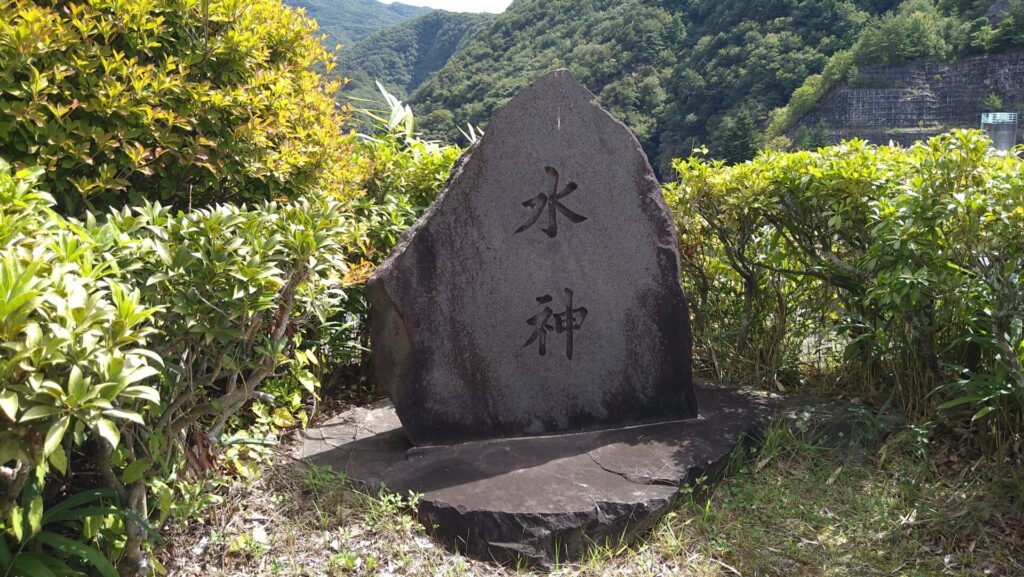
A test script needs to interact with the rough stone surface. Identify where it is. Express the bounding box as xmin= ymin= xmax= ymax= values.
xmin=366 ymin=69 xmax=695 ymax=446
xmin=301 ymin=382 xmax=774 ymax=566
